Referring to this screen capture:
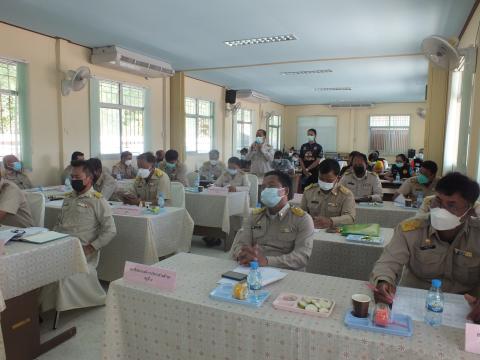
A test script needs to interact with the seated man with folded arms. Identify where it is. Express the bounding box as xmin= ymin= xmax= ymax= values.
xmin=370 ymin=172 xmax=480 ymax=323
xmin=159 ymin=149 xmax=188 ymax=186
xmin=123 ymin=152 xmax=172 ymax=206
xmin=112 ymin=151 xmax=137 ymax=179
xmin=393 ymin=160 xmax=439 ymax=202
xmin=40 ymin=160 xmax=116 ymax=312
xmin=230 ymin=170 xmax=314 ymax=271
xmin=3 ymin=154 xmax=33 ymax=190
xmin=301 ymin=159 xmax=355 ymax=229
xmin=339 ymin=152 xmax=383 ymax=203
xmin=88 ymin=158 xmax=117 ymax=201
xmin=62 ymin=151 xmax=84 ymax=184
xmin=199 ymin=149 xmax=226 ymax=182
xmin=0 ymin=174 xmax=34 ymax=227
xmin=214 ymin=157 xmax=250 ymax=192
